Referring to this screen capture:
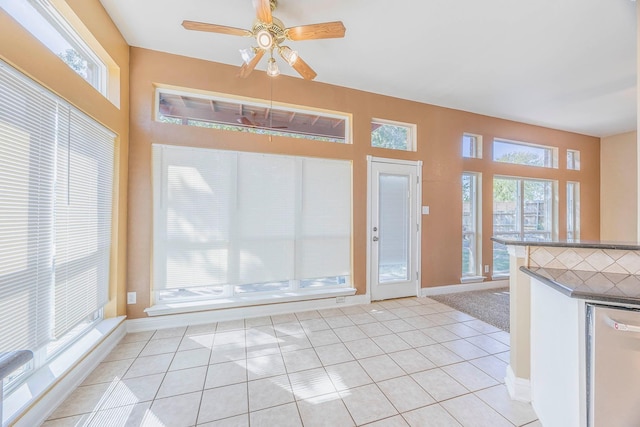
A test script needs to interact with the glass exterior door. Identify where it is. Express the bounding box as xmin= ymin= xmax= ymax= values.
xmin=369 ymin=159 xmax=420 ymax=300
